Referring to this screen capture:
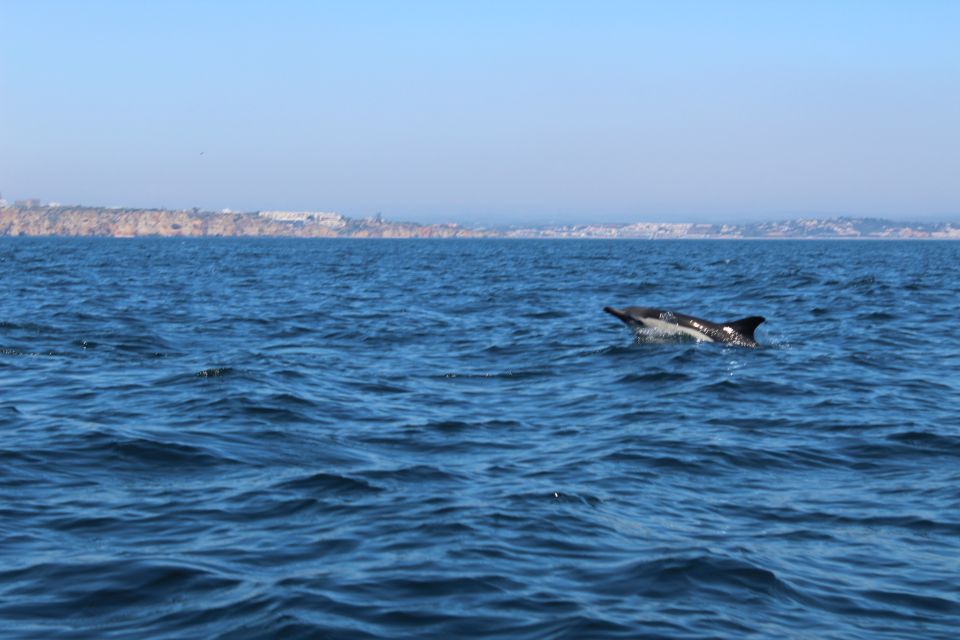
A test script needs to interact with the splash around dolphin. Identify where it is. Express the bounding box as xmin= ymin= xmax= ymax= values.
xmin=604 ymin=306 xmax=765 ymax=347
